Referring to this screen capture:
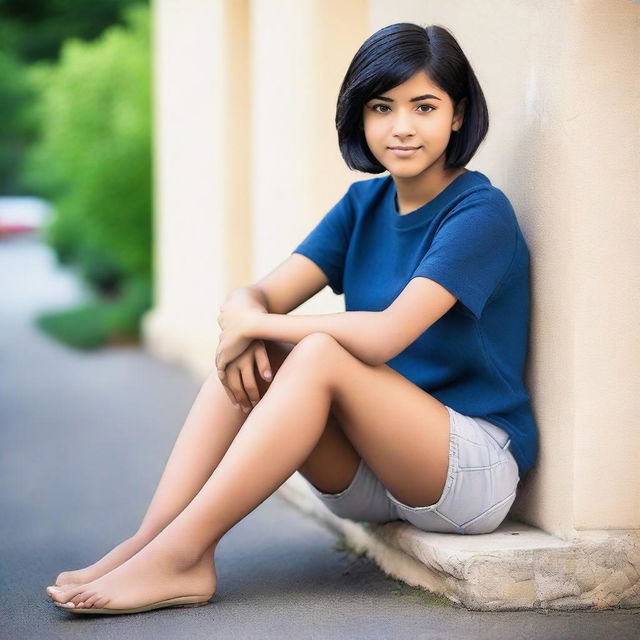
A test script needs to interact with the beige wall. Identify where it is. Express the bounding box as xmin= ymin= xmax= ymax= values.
xmin=144 ymin=0 xmax=252 ymax=375
xmin=250 ymin=0 xmax=368 ymax=315
xmin=146 ymin=0 xmax=640 ymax=538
